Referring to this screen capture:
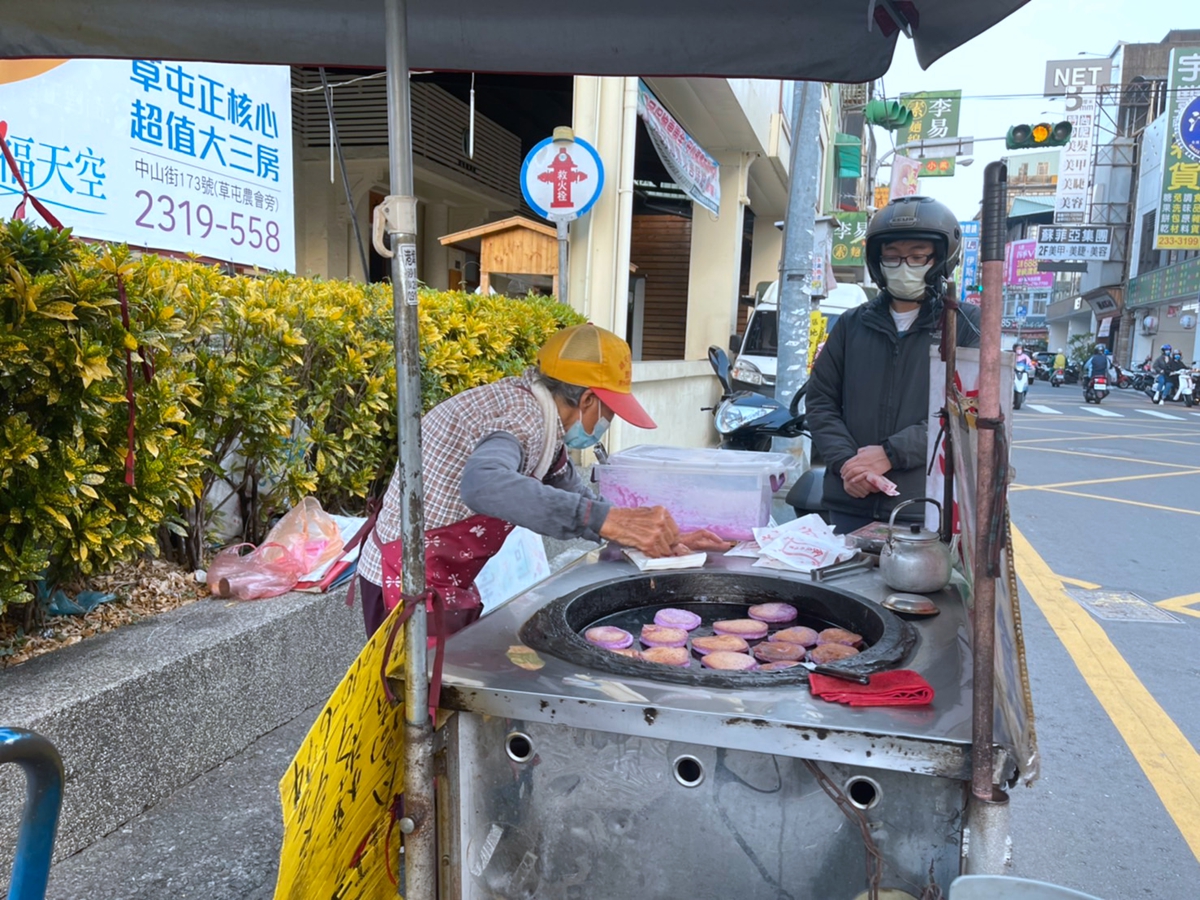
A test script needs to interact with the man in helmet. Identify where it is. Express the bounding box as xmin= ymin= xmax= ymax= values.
xmin=1152 ymin=344 xmax=1173 ymax=401
xmin=806 ymin=196 xmax=981 ymax=533
xmin=1053 ymin=348 xmax=1067 ymax=371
